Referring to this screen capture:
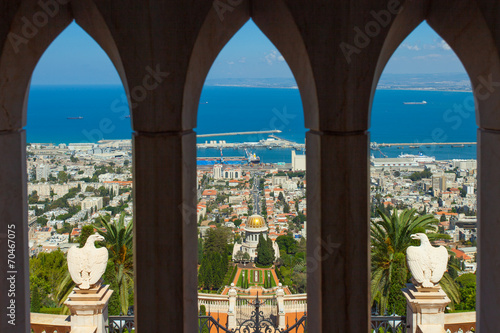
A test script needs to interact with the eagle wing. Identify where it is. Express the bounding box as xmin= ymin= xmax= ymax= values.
xmin=88 ymin=247 xmax=108 ymax=286
xmin=67 ymin=246 xmax=84 ymax=285
xmin=430 ymin=246 xmax=448 ymax=284
xmin=406 ymin=246 xmax=427 ymax=284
